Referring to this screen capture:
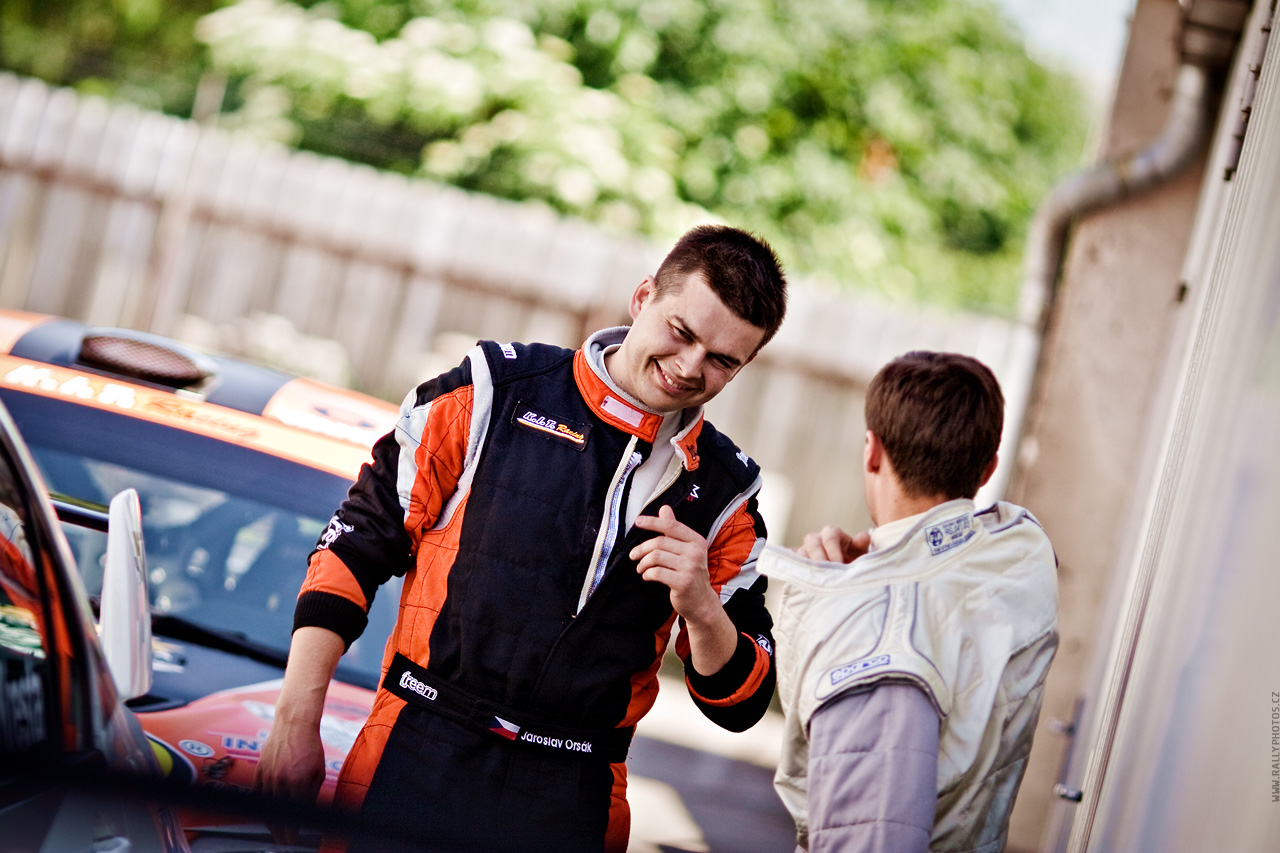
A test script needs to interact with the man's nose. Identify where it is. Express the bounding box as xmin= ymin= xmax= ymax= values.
xmin=673 ymin=346 xmax=707 ymax=377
